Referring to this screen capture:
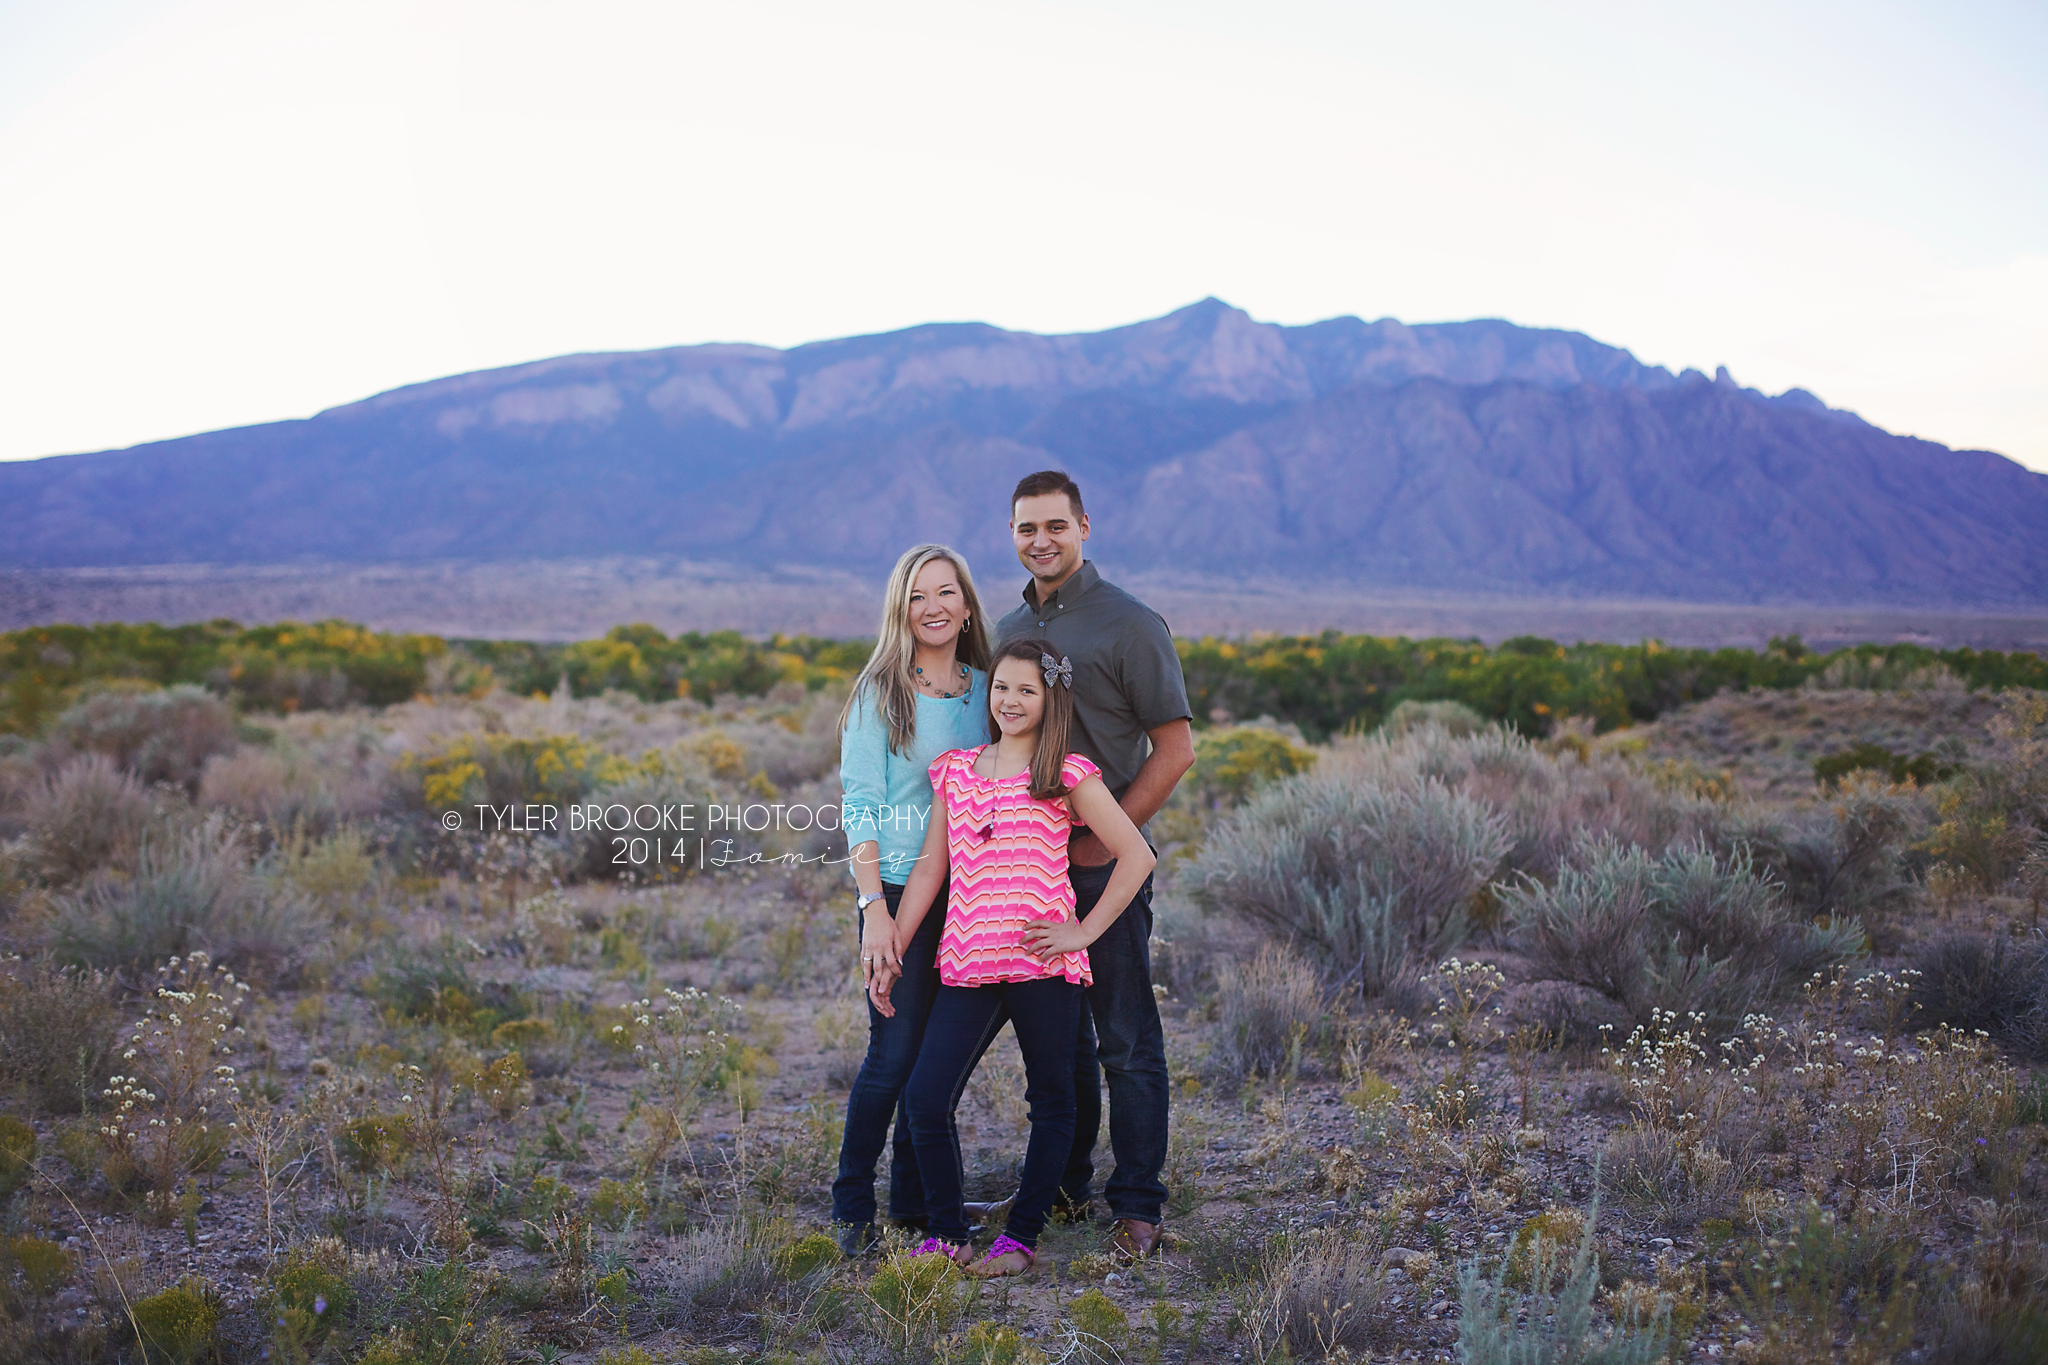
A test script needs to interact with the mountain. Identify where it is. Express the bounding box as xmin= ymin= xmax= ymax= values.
xmin=4 ymin=298 xmax=2045 ymax=607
